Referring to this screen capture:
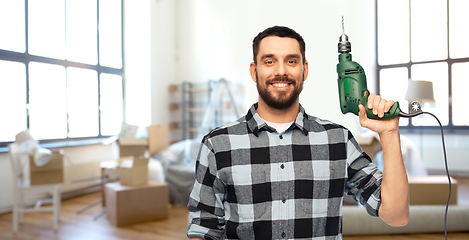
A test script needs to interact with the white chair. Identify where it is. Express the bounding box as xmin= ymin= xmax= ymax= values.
xmin=8 ymin=143 xmax=61 ymax=232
